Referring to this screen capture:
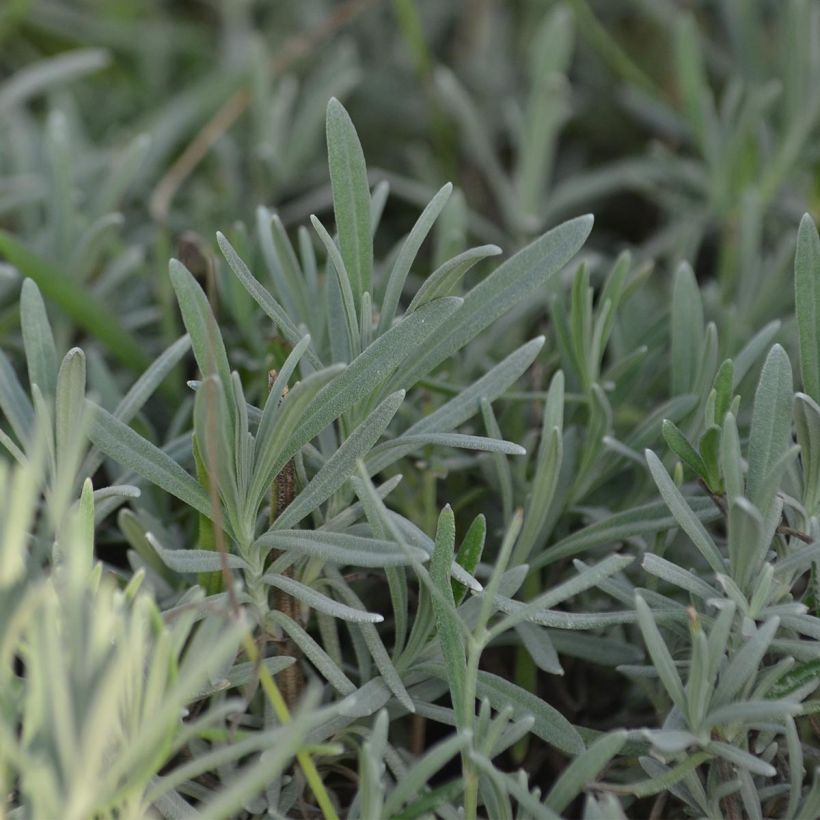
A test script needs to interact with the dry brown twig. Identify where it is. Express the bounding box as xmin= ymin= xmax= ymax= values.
xmin=149 ymin=0 xmax=382 ymax=223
